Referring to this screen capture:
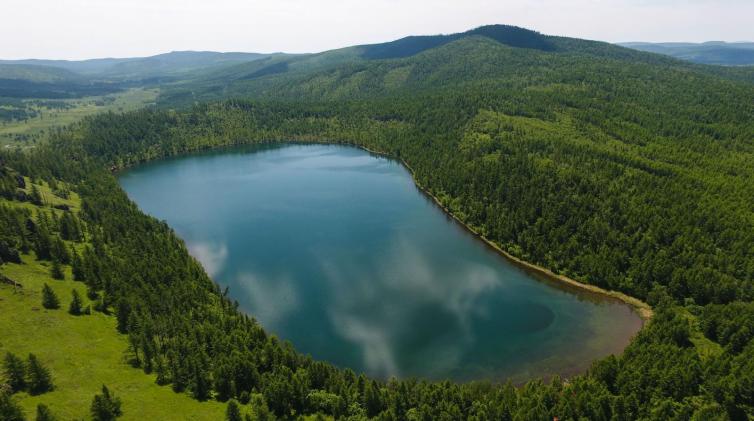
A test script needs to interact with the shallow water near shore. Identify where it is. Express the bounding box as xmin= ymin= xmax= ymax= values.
xmin=119 ymin=143 xmax=642 ymax=382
